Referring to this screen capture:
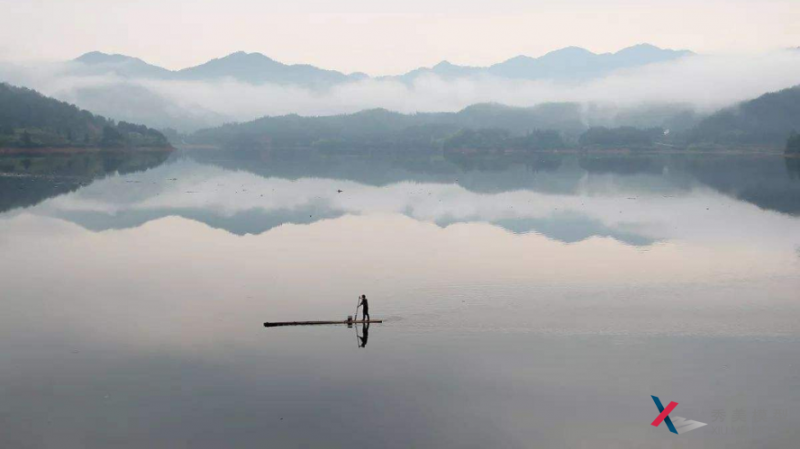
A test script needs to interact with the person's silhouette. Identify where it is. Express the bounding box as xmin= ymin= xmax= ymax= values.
xmin=357 ymin=322 xmax=370 ymax=348
xmin=357 ymin=294 xmax=370 ymax=321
